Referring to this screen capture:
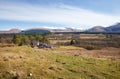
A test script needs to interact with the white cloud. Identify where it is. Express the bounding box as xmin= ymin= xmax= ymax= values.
xmin=0 ymin=2 xmax=120 ymax=29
